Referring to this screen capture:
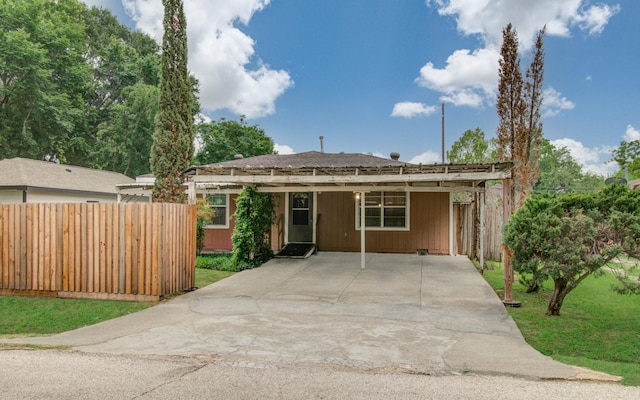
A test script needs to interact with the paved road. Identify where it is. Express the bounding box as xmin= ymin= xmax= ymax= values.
xmin=1 ymin=350 xmax=639 ymax=399
xmin=3 ymin=253 xmax=637 ymax=398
